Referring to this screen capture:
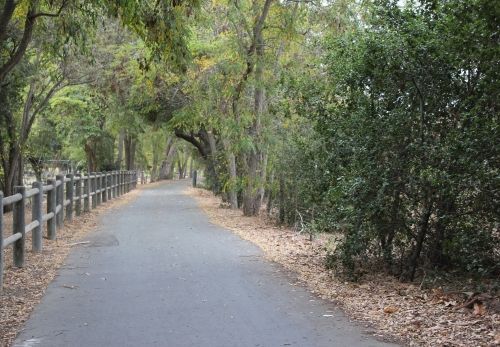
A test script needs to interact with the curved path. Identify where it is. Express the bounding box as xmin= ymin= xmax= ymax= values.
xmin=14 ymin=181 xmax=396 ymax=347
